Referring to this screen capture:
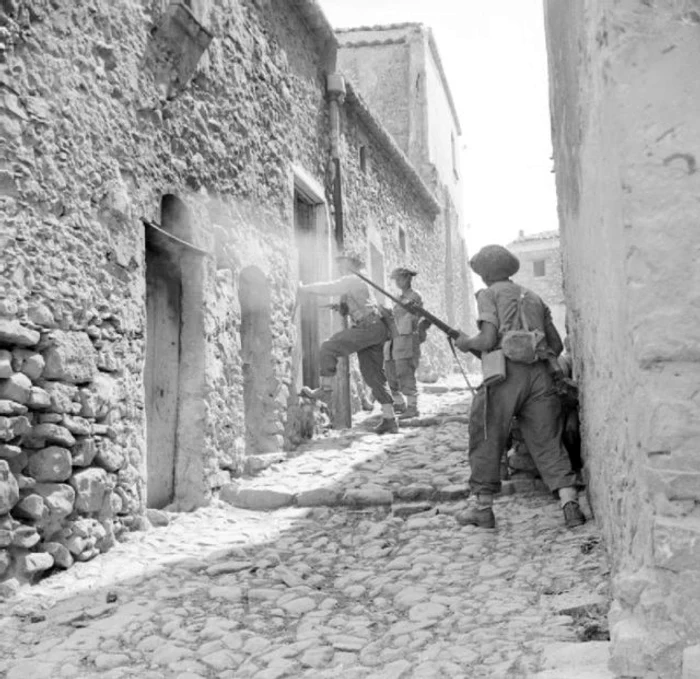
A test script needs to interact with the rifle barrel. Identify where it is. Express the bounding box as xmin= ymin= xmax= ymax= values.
xmin=351 ymin=269 xmax=459 ymax=339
